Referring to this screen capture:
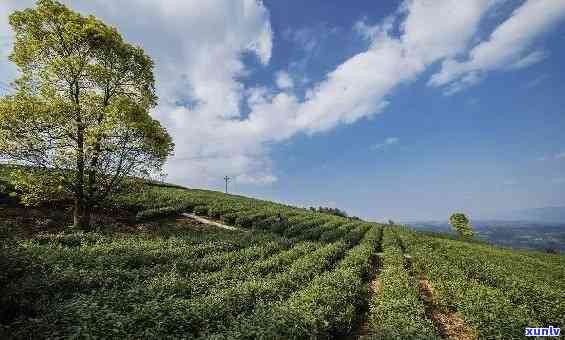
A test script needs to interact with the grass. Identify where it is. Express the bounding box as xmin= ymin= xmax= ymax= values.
xmin=1 ymin=165 xmax=564 ymax=339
